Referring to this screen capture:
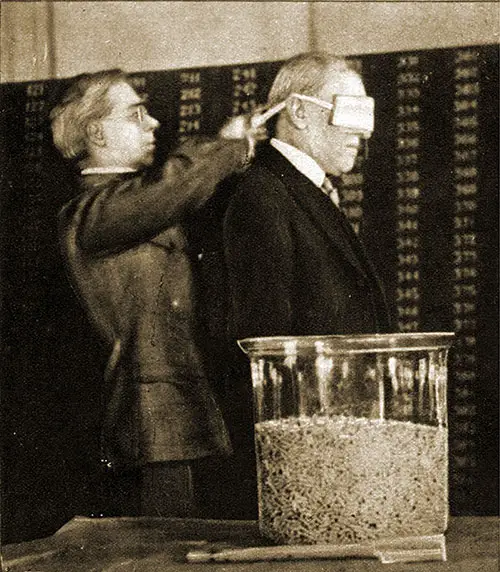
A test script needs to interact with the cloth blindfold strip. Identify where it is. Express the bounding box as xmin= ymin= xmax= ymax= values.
xmin=252 ymin=93 xmax=374 ymax=139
